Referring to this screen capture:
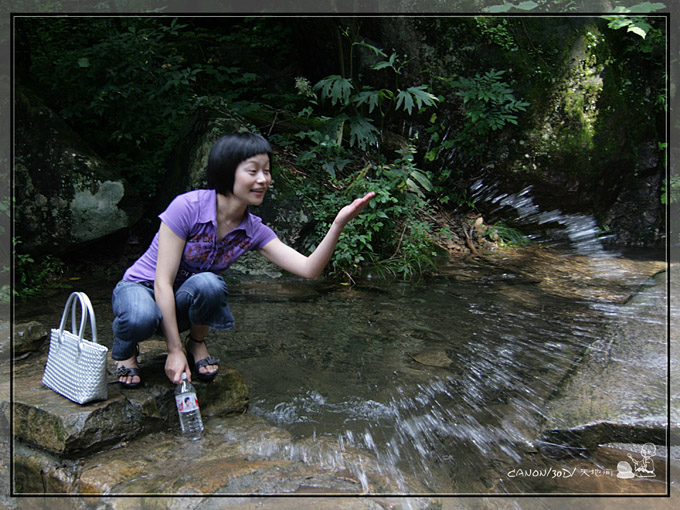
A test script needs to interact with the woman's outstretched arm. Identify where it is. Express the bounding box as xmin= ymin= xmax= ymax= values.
xmin=258 ymin=192 xmax=375 ymax=279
